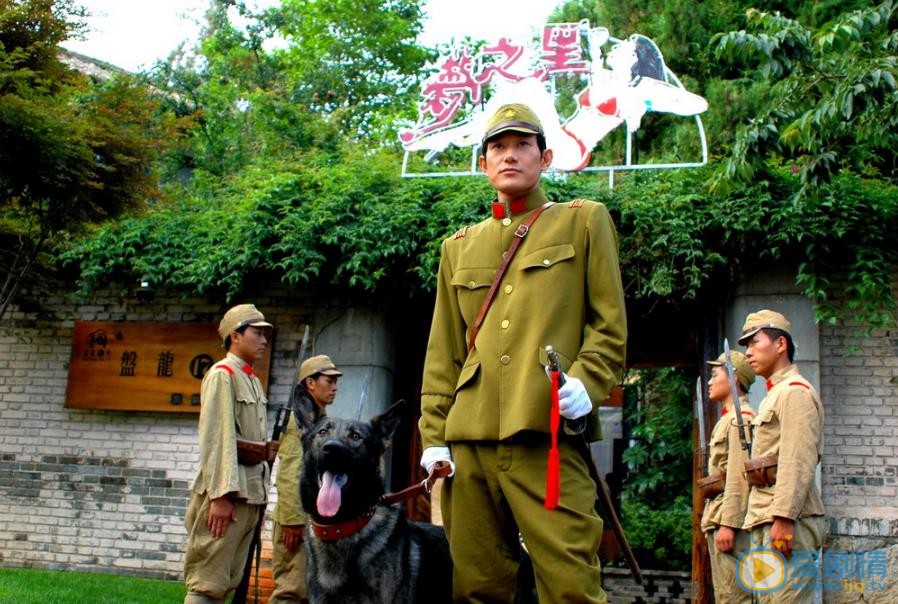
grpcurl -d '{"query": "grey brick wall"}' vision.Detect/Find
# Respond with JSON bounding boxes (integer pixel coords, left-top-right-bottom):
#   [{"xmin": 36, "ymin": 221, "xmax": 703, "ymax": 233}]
[
  {"xmin": 819, "ymin": 323, "xmax": 898, "ymax": 603},
  {"xmin": 0, "ymin": 289, "xmax": 394, "ymax": 580}
]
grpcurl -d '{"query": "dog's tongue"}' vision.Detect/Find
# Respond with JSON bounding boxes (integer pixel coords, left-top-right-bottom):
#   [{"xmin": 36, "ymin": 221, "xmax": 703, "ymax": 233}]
[{"xmin": 317, "ymin": 471, "xmax": 347, "ymax": 517}]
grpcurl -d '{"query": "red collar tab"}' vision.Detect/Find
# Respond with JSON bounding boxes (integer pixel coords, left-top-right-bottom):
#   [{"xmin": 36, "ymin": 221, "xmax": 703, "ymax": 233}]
[
  {"xmin": 491, "ymin": 197, "xmax": 528, "ymax": 219},
  {"xmin": 310, "ymin": 509, "xmax": 375, "ymax": 541},
  {"xmin": 722, "ymin": 405, "xmax": 752, "ymax": 416},
  {"xmin": 766, "ymin": 379, "xmax": 774, "ymax": 391},
  {"xmin": 241, "ymin": 364, "xmax": 255, "ymax": 377}
]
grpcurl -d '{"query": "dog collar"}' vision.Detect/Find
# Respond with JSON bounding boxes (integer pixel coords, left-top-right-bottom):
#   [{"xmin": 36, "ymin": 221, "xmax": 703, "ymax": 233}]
[{"xmin": 310, "ymin": 508, "xmax": 375, "ymax": 542}]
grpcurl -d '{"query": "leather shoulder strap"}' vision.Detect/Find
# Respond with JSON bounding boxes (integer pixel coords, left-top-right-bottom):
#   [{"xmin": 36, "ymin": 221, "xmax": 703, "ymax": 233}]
[{"xmin": 467, "ymin": 202, "xmax": 554, "ymax": 352}]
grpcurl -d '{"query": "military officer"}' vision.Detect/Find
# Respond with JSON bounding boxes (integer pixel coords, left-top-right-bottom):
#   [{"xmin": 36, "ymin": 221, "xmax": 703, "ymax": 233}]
[
  {"xmin": 270, "ymin": 355, "xmax": 342, "ymax": 604},
  {"xmin": 739, "ymin": 310, "xmax": 825, "ymax": 603},
  {"xmin": 419, "ymin": 103, "xmax": 627, "ymax": 602},
  {"xmin": 183, "ymin": 304, "xmax": 273, "ymax": 604},
  {"xmin": 700, "ymin": 350, "xmax": 755, "ymax": 603}
]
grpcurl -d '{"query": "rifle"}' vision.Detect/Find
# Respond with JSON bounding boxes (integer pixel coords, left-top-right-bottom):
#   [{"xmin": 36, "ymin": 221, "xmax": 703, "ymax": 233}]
[
  {"xmin": 545, "ymin": 345, "xmax": 642, "ymax": 584},
  {"xmin": 695, "ymin": 376, "xmax": 708, "ymax": 473},
  {"xmin": 723, "ymin": 338, "xmax": 750, "ymax": 453},
  {"xmin": 695, "ymin": 376, "xmax": 724, "ymax": 501},
  {"xmin": 233, "ymin": 324, "xmax": 310, "ymax": 604}
]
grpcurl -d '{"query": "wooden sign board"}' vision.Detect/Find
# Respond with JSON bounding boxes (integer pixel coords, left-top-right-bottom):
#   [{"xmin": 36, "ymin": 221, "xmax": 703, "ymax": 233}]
[{"xmin": 65, "ymin": 321, "xmax": 272, "ymax": 413}]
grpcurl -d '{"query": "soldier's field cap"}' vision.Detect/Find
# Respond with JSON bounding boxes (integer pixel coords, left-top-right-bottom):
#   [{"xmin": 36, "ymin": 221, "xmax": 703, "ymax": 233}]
[
  {"xmin": 737, "ymin": 309, "xmax": 792, "ymax": 345},
  {"xmin": 481, "ymin": 103, "xmax": 544, "ymax": 147},
  {"xmin": 218, "ymin": 304, "xmax": 273, "ymax": 344},
  {"xmin": 707, "ymin": 350, "xmax": 755, "ymax": 392},
  {"xmin": 298, "ymin": 354, "xmax": 343, "ymax": 382}
]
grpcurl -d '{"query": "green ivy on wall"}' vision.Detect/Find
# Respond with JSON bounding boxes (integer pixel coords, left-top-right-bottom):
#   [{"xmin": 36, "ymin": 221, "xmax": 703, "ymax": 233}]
[{"xmin": 63, "ymin": 153, "xmax": 898, "ymax": 331}]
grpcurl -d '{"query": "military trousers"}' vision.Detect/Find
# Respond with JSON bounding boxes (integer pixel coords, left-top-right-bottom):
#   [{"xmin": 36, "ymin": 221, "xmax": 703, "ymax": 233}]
[
  {"xmin": 706, "ymin": 527, "xmax": 752, "ymax": 603},
  {"xmin": 751, "ymin": 516, "xmax": 827, "ymax": 604},
  {"xmin": 442, "ymin": 436, "xmax": 606, "ymax": 604},
  {"xmin": 183, "ymin": 492, "xmax": 260, "ymax": 604},
  {"xmin": 269, "ymin": 521, "xmax": 310, "ymax": 603}
]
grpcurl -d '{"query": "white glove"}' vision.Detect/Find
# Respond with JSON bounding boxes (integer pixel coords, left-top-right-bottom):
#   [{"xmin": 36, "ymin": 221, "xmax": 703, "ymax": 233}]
[
  {"xmin": 557, "ymin": 375, "xmax": 592, "ymax": 420},
  {"xmin": 420, "ymin": 446, "xmax": 456, "ymax": 477}
]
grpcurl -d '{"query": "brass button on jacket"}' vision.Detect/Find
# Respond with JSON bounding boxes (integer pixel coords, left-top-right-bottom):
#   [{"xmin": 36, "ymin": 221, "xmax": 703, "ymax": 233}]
[{"xmin": 419, "ymin": 188, "xmax": 628, "ymax": 444}]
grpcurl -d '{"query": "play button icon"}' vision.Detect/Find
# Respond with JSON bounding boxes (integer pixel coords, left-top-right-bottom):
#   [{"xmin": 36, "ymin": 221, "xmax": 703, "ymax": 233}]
[
  {"xmin": 737, "ymin": 549, "xmax": 786, "ymax": 593},
  {"xmin": 753, "ymin": 557, "xmax": 776, "ymax": 583}
]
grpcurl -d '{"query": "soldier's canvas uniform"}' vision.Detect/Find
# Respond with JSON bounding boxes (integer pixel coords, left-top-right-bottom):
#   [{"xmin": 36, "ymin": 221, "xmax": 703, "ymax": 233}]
[
  {"xmin": 700, "ymin": 351, "xmax": 754, "ymax": 603},
  {"xmin": 183, "ymin": 306, "xmax": 271, "ymax": 604},
  {"xmin": 740, "ymin": 313, "xmax": 825, "ymax": 604},
  {"xmin": 701, "ymin": 407, "xmax": 754, "ymax": 599},
  {"xmin": 270, "ymin": 413, "xmax": 308, "ymax": 604},
  {"xmin": 420, "ymin": 105, "xmax": 627, "ymax": 603},
  {"xmin": 270, "ymin": 356, "xmax": 341, "ymax": 604}
]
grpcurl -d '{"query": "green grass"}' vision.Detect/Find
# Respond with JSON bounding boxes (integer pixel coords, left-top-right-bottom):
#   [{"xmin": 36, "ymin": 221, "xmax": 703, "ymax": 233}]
[{"xmin": 0, "ymin": 567, "xmax": 186, "ymax": 603}]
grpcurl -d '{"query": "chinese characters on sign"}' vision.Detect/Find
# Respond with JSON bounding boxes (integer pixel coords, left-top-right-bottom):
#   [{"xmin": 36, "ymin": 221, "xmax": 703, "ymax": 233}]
[
  {"xmin": 399, "ymin": 21, "xmax": 708, "ymax": 176},
  {"xmin": 120, "ymin": 351, "xmax": 137, "ymax": 376},
  {"xmin": 66, "ymin": 322, "xmax": 272, "ymax": 413}
]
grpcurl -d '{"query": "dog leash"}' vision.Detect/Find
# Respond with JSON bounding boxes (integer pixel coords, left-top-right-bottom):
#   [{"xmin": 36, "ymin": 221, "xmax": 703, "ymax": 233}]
[{"xmin": 380, "ymin": 461, "xmax": 452, "ymax": 506}]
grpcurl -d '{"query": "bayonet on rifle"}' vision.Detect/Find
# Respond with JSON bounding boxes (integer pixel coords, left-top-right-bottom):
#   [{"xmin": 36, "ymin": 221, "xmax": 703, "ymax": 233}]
[
  {"xmin": 695, "ymin": 376, "xmax": 708, "ymax": 475},
  {"xmin": 271, "ymin": 324, "xmax": 310, "ymax": 444},
  {"xmin": 723, "ymin": 338, "xmax": 750, "ymax": 453}
]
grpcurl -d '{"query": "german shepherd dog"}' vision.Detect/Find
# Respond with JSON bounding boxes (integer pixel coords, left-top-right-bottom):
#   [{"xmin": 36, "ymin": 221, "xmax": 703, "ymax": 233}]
[{"xmin": 294, "ymin": 397, "xmax": 452, "ymax": 603}]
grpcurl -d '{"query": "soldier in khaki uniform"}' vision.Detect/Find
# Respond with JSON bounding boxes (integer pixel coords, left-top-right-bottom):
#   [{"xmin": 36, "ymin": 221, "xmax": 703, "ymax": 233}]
[
  {"xmin": 183, "ymin": 304, "xmax": 273, "ymax": 603},
  {"xmin": 700, "ymin": 351, "xmax": 755, "ymax": 603},
  {"xmin": 739, "ymin": 310, "xmax": 825, "ymax": 603},
  {"xmin": 270, "ymin": 355, "xmax": 342, "ymax": 604},
  {"xmin": 419, "ymin": 103, "xmax": 627, "ymax": 603}
]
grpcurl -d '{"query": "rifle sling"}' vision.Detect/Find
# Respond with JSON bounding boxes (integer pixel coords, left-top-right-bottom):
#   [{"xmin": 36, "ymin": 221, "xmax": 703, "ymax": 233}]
[{"xmin": 467, "ymin": 202, "xmax": 554, "ymax": 352}]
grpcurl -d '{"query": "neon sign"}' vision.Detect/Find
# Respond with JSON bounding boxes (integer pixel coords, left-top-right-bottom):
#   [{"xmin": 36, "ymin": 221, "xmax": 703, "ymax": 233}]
[{"xmin": 400, "ymin": 21, "xmax": 708, "ymax": 180}]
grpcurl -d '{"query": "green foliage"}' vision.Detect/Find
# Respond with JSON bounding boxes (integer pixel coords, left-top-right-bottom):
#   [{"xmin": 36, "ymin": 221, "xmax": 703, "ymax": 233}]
[
  {"xmin": 621, "ymin": 368, "xmax": 693, "ymax": 499},
  {"xmin": 619, "ymin": 367, "xmax": 693, "ymax": 570},
  {"xmin": 622, "ymin": 495, "xmax": 693, "ymax": 571},
  {"xmin": 0, "ymin": 0, "xmax": 177, "ymax": 319},
  {"xmin": 65, "ymin": 159, "xmax": 898, "ymax": 330},
  {"xmin": 274, "ymin": 0, "xmax": 432, "ymax": 138},
  {"xmin": 148, "ymin": 0, "xmax": 431, "ymax": 177},
  {"xmin": 52, "ymin": 0, "xmax": 898, "ymax": 333},
  {"xmin": 713, "ymin": 1, "xmax": 898, "ymax": 192}
]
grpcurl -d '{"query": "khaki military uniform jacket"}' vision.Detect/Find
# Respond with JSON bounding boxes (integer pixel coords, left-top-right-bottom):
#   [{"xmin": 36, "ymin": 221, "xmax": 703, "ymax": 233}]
[
  {"xmin": 701, "ymin": 397, "xmax": 754, "ymax": 533},
  {"xmin": 272, "ymin": 405, "xmax": 308, "ymax": 526},
  {"xmin": 190, "ymin": 352, "xmax": 270, "ymax": 505},
  {"xmin": 419, "ymin": 188, "xmax": 627, "ymax": 446},
  {"xmin": 743, "ymin": 365, "xmax": 824, "ymax": 529}
]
